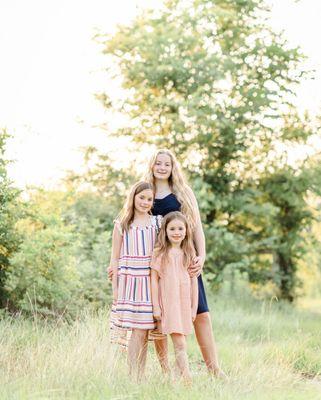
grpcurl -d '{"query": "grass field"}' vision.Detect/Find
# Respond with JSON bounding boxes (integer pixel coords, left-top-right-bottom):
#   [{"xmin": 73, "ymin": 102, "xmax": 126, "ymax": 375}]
[{"xmin": 1, "ymin": 287, "xmax": 321, "ymax": 399}]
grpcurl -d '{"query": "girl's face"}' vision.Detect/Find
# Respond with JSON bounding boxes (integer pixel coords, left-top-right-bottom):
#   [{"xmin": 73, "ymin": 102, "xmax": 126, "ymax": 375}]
[
  {"xmin": 166, "ymin": 218, "xmax": 186, "ymax": 246},
  {"xmin": 134, "ymin": 189, "xmax": 154, "ymax": 214},
  {"xmin": 153, "ymin": 154, "xmax": 172, "ymax": 181}
]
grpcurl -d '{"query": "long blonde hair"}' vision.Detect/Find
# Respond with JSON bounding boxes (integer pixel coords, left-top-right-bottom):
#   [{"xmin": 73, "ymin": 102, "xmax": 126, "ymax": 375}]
[
  {"xmin": 144, "ymin": 149, "xmax": 196, "ymax": 229},
  {"xmin": 118, "ymin": 181, "xmax": 153, "ymax": 231},
  {"xmin": 153, "ymin": 211, "xmax": 196, "ymax": 269}
]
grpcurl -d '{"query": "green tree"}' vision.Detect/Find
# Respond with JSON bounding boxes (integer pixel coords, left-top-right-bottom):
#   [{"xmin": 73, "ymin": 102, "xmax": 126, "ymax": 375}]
[
  {"xmin": 97, "ymin": 0, "xmax": 319, "ymax": 299},
  {"xmin": 259, "ymin": 155, "xmax": 321, "ymax": 301},
  {"xmin": 65, "ymin": 191, "xmax": 114, "ymax": 308},
  {"xmin": 5, "ymin": 189, "xmax": 80, "ymax": 316},
  {"xmin": 0, "ymin": 129, "xmax": 21, "ymax": 308}
]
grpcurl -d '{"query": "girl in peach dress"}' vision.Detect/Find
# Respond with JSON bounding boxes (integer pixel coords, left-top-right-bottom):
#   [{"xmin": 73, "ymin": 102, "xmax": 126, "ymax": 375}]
[{"xmin": 151, "ymin": 211, "xmax": 198, "ymax": 381}]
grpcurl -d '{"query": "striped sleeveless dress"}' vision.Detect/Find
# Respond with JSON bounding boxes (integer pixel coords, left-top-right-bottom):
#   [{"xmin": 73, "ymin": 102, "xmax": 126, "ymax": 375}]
[{"xmin": 110, "ymin": 216, "xmax": 160, "ymax": 345}]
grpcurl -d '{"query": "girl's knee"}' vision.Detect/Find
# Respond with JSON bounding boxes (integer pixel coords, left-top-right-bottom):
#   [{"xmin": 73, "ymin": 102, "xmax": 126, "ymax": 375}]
[
  {"xmin": 171, "ymin": 334, "xmax": 186, "ymax": 351},
  {"xmin": 132, "ymin": 329, "xmax": 148, "ymax": 340},
  {"xmin": 195, "ymin": 311, "xmax": 211, "ymax": 326}
]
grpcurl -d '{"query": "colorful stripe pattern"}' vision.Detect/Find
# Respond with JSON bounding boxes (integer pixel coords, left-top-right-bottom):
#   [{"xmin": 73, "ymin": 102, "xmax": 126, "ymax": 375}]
[{"xmin": 110, "ymin": 217, "xmax": 158, "ymax": 337}]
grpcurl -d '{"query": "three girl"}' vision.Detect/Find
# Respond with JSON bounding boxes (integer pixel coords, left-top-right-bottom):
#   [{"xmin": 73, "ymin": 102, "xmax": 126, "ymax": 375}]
[{"xmin": 109, "ymin": 148, "xmax": 224, "ymax": 380}]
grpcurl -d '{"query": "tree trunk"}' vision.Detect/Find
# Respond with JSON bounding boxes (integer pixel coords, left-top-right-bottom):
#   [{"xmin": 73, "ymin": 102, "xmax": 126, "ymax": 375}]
[{"xmin": 277, "ymin": 251, "xmax": 295, "ymax": 302}]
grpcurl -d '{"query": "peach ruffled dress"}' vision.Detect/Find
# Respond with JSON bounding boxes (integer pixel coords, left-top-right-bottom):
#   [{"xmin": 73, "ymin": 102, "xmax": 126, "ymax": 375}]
[{"xmin": 151, "ymin": 248, "xmax": 198, "ymax": 335}]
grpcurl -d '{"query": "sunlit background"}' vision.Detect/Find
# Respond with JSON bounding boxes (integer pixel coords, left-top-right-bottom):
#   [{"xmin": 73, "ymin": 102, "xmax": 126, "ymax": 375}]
[
  {"xmin": 1, "ymin": 0, "xmax": 321, "ymax": 188},
  {"xmin": 1, "ymin": 4, "xmax": 321, "ymax": 397}
]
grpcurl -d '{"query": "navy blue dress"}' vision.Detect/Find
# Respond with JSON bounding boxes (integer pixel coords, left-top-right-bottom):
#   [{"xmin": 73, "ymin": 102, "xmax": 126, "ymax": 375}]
[{"xmin": 152, "ymin": 193, "xmax": 209, "ymax": 314}]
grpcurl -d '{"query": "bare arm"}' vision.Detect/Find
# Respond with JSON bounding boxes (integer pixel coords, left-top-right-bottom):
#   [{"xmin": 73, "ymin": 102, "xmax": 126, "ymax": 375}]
[
  {"xmin": 151, "ymin": 269, "xmax": 161, "ymax": 320},
  {"xmin": 187, "ymin": 187, "xmax": 206, "ymax": 276},
  {"xmin": 191, "ymin": 276, "xmax": 198, "ymax": 320},
  {"xmin": 109, "ymin": 224, "xmax": 122, "ymax": 300}
]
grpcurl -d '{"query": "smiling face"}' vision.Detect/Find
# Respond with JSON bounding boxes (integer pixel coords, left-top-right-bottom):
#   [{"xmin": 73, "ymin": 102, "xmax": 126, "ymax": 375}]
[
  {"xmin": 153, "ymin": 153, "xmax": 172, "ymax": 181},
  {"xmin": 134, "ymin": 188, "xmax": 154, "ymax": 214},
  {"xmin": 166, "ymin": 218, "xmax": 186, "ymax": 246}
]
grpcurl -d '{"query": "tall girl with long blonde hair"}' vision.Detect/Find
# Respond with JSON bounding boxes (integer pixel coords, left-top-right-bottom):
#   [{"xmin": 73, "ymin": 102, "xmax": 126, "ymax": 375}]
[
  {"xmin": 145, "ymin": 148, "xmax": 225, "ymax": 377},
  {"xmin": 151, "ymin": 211, "xmax": 198, "ymax": 381},
  {"xmin": 109, "ymin": 181, "xmax": 160, "ymax": 380}
]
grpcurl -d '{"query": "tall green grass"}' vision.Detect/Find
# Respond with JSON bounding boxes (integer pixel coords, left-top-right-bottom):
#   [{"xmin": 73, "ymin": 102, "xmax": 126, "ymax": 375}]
[{"xmin": 1, "ymin": 288, "xmax": 320, "ymax": 399}]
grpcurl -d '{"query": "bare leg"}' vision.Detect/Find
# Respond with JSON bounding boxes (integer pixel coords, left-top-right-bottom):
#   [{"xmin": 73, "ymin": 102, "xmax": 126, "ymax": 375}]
[
  {"xmin": 128, "ymin": 329, "xmax": 148, "ymax": 380},
  {"xmin": 140, "ymin": 335, "xmax": 148, "ymax": 375},
  {"xmin": 170, "ymin": 333, "xmax": 191, "ymax": 382},
  {"xmin": 194, "ymin": 312, "xmax": 224, "ymax": 375},
  {"xmin": 154, "ymin": 337, "xmax": 170, "ymax": 374}
]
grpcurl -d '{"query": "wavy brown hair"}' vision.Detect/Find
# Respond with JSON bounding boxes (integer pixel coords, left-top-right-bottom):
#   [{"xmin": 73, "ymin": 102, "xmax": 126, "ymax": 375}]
[
  {"xmin": 118, "ymin": 181, "xmax": 154, "ymax": 231},
  {"xmin": 143, "ymin": 149, "xmax": 197, "ymax": 230},
  {"xmin": 153, "ymin": 211, "xmax": 196, "ymax": 269}
]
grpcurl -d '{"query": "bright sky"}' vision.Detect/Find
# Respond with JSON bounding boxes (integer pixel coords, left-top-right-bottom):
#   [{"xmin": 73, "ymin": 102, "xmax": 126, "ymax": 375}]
[{"xmin": 1, "ymin": 0, "xmax": 321, "ymax": 188}]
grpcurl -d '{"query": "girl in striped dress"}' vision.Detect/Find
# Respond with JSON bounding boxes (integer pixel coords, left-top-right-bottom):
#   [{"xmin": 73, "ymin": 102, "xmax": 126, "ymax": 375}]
[{"xmin": 109, "ymin": 181, "xmax": 161, "ymax": 379}]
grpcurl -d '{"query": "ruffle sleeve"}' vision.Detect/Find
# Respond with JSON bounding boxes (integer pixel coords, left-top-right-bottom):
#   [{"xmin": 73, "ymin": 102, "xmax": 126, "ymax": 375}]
[
  {"xmin": 113, "ymin": 220, "xmax": 123, "ymax": 236},
  {"xmin": 151, "ymin": 253, "xmax": 163, "ymax": 276}
]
